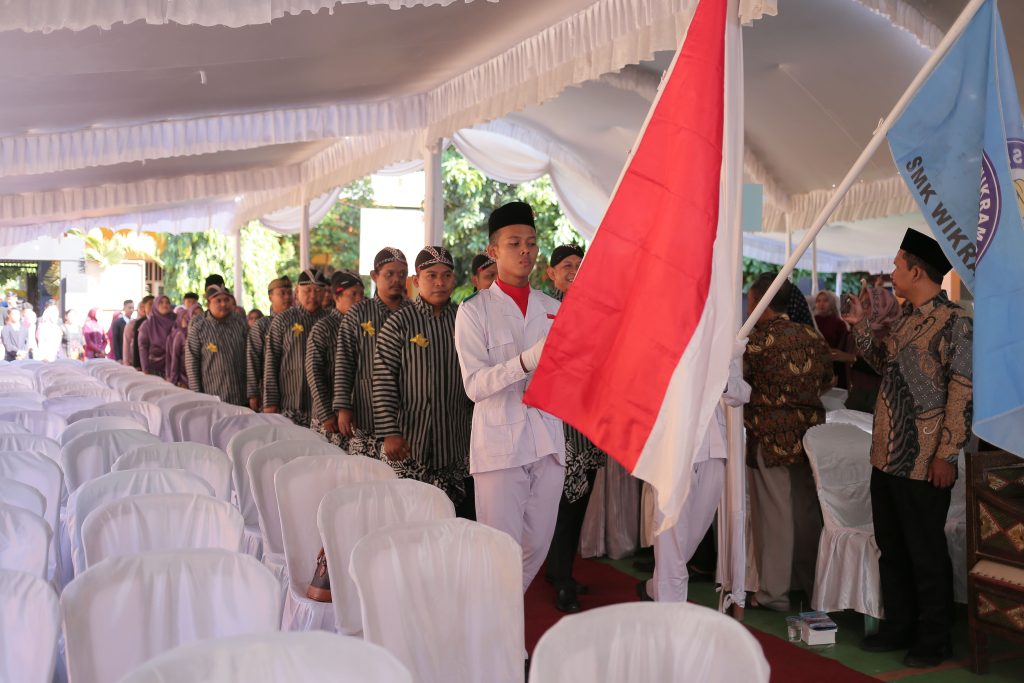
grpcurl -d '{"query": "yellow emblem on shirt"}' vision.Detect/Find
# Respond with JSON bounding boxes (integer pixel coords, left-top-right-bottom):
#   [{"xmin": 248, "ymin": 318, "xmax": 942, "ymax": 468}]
[
  {"xmin": 292, "ymin": 322, "xmax": 304, "ymax": 337},
  {"xmin": 410, "ymin": 334, "xmax": 429, "ymax": 348},
  {"xmin": 361, "ymin": 320, "xmax": 376, "ymax": 336},
  {"xmin": 206, "ymin": 342, "xmax": 218, "ymax": 354}
]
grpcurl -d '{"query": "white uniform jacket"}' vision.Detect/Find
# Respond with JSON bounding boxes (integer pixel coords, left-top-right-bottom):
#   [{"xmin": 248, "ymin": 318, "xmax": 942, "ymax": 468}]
[
  {"xmin": 454, "ymin": 285, "xmax": 565, "ymax": 474},
  {"xmin": 697, "ymin": 358, "xmax": 751, "ymax": 464}
]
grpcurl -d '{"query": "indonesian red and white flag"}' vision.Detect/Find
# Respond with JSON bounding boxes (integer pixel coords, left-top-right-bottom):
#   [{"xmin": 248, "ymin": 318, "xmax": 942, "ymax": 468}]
[{"xmin": 524, "ymin": 0, "xmax": 742, "ymax": 532}]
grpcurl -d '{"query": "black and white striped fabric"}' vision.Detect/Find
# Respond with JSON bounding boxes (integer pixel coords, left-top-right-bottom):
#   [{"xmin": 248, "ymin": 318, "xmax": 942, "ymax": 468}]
[
  {"xmin": 371, "ymin": 297, "xmax": 471, "ymax": 496},
  {"xmin": 262, "ymin": 306, "xmax": 327, "ymax": 416},
  {"xmin": 245, "ymin": 313, "xmax": 274, "ymax": 403},
  {"xmin": 184, "ymin": 312, "xmax": 248, "ymax": 406},
  {"xmin": 305, "ymin": 308, "xmax": 342, "ymax": 424},
  {"xmin": 332, "ymin": 296, "xmax": 411, "ymax": 434}
]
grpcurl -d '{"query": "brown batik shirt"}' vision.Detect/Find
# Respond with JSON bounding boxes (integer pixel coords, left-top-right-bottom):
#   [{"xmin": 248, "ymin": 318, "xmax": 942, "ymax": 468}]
[
  {"xmin": 852, "ymin": 291, "xmax": 973, "ymax": 480},
  {"xmin": 744, "ymin": 315, "xmax": 835, "ymax": 467}
]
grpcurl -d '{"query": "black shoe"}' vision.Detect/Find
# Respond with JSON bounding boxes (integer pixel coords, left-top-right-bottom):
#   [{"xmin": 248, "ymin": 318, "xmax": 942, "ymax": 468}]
[
  {"xmin": 555, "ymin": 587, "xmax": 581, "ymax": 613},
  {"xmin": 636, "ymin": 581, "xmax": 653, "ymax": 602},
  {"xmin": 859, "ymin": 633, "xmax": 911, "ymax": 653},
  {"xmin": 903, "ymin": 643, "xmax": 952, "ymax": 668},
  {"xmin": 544, "ymin": 575, "xmax": 589, "ymax": 595}
]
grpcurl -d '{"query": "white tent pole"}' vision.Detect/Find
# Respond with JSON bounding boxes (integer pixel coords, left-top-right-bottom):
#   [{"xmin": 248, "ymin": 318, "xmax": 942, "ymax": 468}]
[
  {"xmin": 423, "ymin": 140, "xmax": 445, "ymax": 246},
  {"xmin": 811, "ymin": 237, "xmax": 818, "ymax": 296},
  {"xmin": 785, "ymin": 226, "xmax": 792, "ymax": 260},
  {"xmin": 738, "ymin": 0, "xmax": 987, "ymax": 338},
  {"xmin": 299, "ymin": 200, "xmax": 311, "ymax": 269},
  {"xmin": 836, "ymin": 270, "xmax": 844, "ymax": 296},
  {"xmin": 233, "ymin": 228, "xmax": 244, "ymax": 309}
]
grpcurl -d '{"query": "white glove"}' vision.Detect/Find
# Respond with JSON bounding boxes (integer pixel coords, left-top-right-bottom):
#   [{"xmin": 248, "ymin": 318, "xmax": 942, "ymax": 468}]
[
  {"xmin": 731, "ymin": 337, "xmax": 748, "ymax": 360},
  {"xmin": 520, "ymin": 336, "xmax": 547, "ymax": 373}
]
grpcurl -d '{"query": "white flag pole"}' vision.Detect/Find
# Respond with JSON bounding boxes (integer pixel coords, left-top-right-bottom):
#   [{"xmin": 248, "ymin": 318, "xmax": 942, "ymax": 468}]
[{"xmin": 738, "ymin": 0, "xmax": 989, "ymax": 338}]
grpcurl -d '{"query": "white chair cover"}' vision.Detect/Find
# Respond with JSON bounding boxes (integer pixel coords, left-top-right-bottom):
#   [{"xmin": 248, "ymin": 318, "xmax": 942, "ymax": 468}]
[
  {"xmin": 43, "ymin": 382, "xmax": 103, "ymax": 399},
  {"xmin": 0, "ymin": 409, "xmax": 67, "ymax": 440},
  {"xmin": 211, "ymin": 412, "xmax": 291, "ymax": 451},
  {"xmin": 167, "ymin": 399, "xmax": 226, "ymax": 442},
  {"xmin": 119, "ymin": 631, "xmax": 413, "ymax": 683},
  {"xmin": 61, "ymin": 428, "xmax": 161, "ymax": 493},
  {"xmin": 277, "ymin": 454, "xmax": 396, "ymax": 632},
  {"xmin": 112, "ymin": 442, "xmax": 233, "ymax": 501},
  {"xmin": 71, "ymin": 400, "xmax": 162, "ymax": 436},
  {"xmin": 529, "ymin": 603, "xmax": 771, "ymax": 683},
  {"xmin": 0, "ymin": 502, "xmax": 50, "ymax": 577},
  {"xmin": 0, "ymin": 421, "xmax": 29, "ymax": 435},
  {"xmin": 826, "ymin": 408, "xmax": 874, "ymax": 433},
  {"xmin": 0, "ymin": 374, "xmax": 34, "ymax": 389},
  {"xmin": 137, "ymin": 385, "xmax": 187, "ymax": 403},
  {"xmin": 319, "ymin": 480, "xmax": 455, "ymax": 635},
  {"xmin": 59, "ymin": 414, "xmax": 148, "ymax": 446},
  {"xmin": 42, "ymin": 395, "xmax": 109, "ymax": 420},
  {"xmin": 81, "ymin": 493, "xmax": 244, "ymax": 569},
  {"xmin": 61, "ymin": 549, "xmax": 283, "ymax": 683},
  {"xmin": 349, "ymin": 518, "xmax": 523, "ymax": 683},
  {"xmin": 0, "ymin": 433, "xmax": 61, "ymax": 464},
  {"xmin": 803, "ymin": 423, "xmax": 882, "ymax": 617},
  {"xmin": 45, "ymin": 386, "xmax": 119, "ymax": 401},
  {"xmin": 0, "ymin": 393, "xmax": 45, "ymax": 410},
  {"xmin": 947, "ymin": 456, "xmax": 968, "ymax": 604},
  {"xmin": 0, "ymin": 569, "xmax": 59, "ymax": 683},
  {"xmin": 0, "ymin": 451, "xmax": 63, "ymax": 582},
  {"xmin": 0, "ymin": 476, "xmax": 46, "ymax": 518},
  {"xmin": 154, "ymin": 393, "xmax": 219, "ymax": 441},
  {"xmin": 179, "ymin": 402, "xmax": 252, "ymax": 446},
  {"xmin": 820, "ymin": 387, "xmax": 850, "ymax": 412},
  {"xmin": 117, "ymin": 377, "xmax": 165, "ymax": 400},
  {"xmin": 67, "ymin": 469, "xmax": 213, "ymax": 575},
  {"xmin": 124, "ymin": 379, "xmax": 174, "ymax": 402}
]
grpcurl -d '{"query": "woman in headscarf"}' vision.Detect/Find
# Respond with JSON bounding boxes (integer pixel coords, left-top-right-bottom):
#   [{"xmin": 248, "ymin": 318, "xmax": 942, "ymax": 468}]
[
  {"xmin": 138, "ymin": 295, "xmax": 176, "ymax": 376},
  {"xmin": 60, "ymin": 309, "xmax": 85, "ymax": 361},
  {"xmin": 166, "ymin": 302, "xmax": 200, "ymax": 387},
  {"xmin": 35, "ymin": 302, "xmax": 63, "ymax": 362},
  {"xmin": 813, "ymin": 290, "xmax": 850, "ymax": 388},
  {"xmin": 81, "ymin": 308, "xmax": 107, "ymax": 359}
]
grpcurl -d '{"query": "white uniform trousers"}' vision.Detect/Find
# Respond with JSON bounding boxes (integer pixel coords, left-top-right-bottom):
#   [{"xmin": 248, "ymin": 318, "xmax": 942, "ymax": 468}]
[
  {"xmin": 473, "ymin": 454, "xmax": 565, "ymax": 592},
  {"xmin": 647, "ymin": 458, "xmax": 725, "ymax": 602}
]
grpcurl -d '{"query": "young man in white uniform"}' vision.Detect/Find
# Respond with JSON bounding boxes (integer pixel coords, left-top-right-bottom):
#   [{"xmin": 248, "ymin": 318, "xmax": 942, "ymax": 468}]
[{"xmin": 454, "ymin": 201, "xmax": 565, "ymax": 593}]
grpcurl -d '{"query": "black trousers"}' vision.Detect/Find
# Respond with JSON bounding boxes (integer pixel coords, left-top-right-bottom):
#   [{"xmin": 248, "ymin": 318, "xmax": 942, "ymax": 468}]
[
  {"xmin": 544, "ymin": 469, "xmax": 598, "ymax": 590},
  {"xmin": 870, "ymin": 467, "xmax": 953, "ymax": 651}
]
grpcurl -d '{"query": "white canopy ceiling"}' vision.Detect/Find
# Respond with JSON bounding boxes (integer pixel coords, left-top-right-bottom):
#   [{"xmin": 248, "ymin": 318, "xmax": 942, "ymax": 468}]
[{"xmin": 0, "ymin": 0, "xmax": 1019, "ymax": 250}]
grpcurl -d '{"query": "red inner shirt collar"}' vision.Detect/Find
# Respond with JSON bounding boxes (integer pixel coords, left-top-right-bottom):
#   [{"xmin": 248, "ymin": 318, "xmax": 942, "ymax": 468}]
[{"xmin": 495, "ymin": 278, "xmax": 530, "ymax": 317}]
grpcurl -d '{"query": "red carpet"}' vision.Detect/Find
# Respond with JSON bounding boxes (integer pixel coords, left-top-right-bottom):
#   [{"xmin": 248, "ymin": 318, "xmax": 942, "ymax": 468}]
[{"xmin": 525, "ymin": 558, "xmax": 876, "ymax": 683}]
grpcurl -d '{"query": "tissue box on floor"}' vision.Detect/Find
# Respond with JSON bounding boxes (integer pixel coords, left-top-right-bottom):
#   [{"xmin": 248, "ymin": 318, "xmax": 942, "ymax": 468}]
[{"xmin": 799, "ymin": 610, "xmax": 837, "ymax": 646}]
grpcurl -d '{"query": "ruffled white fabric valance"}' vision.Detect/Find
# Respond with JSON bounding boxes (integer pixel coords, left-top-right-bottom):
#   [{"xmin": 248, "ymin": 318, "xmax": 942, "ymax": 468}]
[
  {"xmin": 258, "ymin": 188, "xmax": 342, "ymax": 233},
  {"xmin": 0, "ymin": 0, "xmax": 490, "ymax": 33},
  {"xmin": 853, "ymin": 0, "xmax": 942, "ymax": 49},
  {"xmin": 762, "ymin": 176, "xmax": 917, "ymax": 233}
]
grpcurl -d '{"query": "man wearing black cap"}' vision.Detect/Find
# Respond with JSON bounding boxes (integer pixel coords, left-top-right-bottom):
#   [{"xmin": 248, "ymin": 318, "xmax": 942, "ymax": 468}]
[
  {"xmin": 306, "ymin": 270, "xmax": 365, "ymax": 445},
  {"xmin": 246, "ymin": 275, "xmax": 293, "ymax": 412},
  {"xmin": 263, "ymin": 268, "xmax": 328, "ymax": 426},
  {"xmin": 185, "ymin": 285, "xmax": 248, "ymax": 405},
  {"xmin": 469, "ymin": 253, "xmax": 497, "ymax": 292},
  {"xmin": 844, "ymin": 229, "xmax": 972, "ymax": 668},
  {"xmin": 373, "ymin": 246, "xmax": 473, "ymax": 506},
  {"xmin": 540, "ymin": 243, "xmax": 605, "ymax": 611},
  {"xmin": 454, "ymin": 201, "xmax": 565, "ymax": 593},
  {"xmin": 332, "ymin": 247, "xmax": 411, "ymax": 458}
]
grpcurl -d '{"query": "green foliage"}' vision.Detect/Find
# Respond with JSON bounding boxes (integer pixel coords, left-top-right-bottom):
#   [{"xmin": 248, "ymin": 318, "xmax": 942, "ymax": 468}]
[
  {"xmin": 743, "ymin": 257, "xmax": 871, "ymax": 294},
  {"xmin": 442, "ymin": 147, "xmax": 581, "ymax": 301},
  {"xmin": 241, "ymin": 222, "xmax": 297, "ymax": 312}
]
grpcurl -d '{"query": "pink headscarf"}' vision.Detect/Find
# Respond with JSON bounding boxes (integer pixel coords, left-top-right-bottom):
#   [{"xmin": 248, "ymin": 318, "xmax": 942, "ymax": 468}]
[{"xmin": 866, "ymin": 286, "xmax": 901, "ymax": 333}]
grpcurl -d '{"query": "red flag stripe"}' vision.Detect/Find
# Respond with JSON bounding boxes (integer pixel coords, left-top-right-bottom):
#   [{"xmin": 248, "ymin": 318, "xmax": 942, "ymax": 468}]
[{"xmin": 523, "ymin": 0, "xmax": 726, "ymax": 470}]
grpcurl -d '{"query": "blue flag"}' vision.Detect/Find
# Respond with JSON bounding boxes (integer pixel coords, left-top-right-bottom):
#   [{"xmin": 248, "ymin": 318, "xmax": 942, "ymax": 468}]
[{"xmin": 889, "ymin": 0, "xmax": 1024, "ymax": 455}]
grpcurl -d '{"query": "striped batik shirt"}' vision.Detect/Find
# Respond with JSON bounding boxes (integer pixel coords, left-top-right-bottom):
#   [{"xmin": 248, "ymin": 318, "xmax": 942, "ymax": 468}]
[
  {"xmin": 246, "ymin": 313, "xmax": 274, "ymax": 402},
  {"xmin": 263, "ymin": 305, "xmax": 327, "ymax": 414},
  {"xmin": 332, "ymin": 296, "xmax": 411, "ymax": 432},
  {"xmin": 372, "ymin": 297, "xmax": 472, "ymax": 470},
  {"xmin": 185, "ymin": 312, "xmax": 248, "ymax": 406},
  {"xmin": 305, "ymin": 308, "xmax": 343, "ymax": 424}
]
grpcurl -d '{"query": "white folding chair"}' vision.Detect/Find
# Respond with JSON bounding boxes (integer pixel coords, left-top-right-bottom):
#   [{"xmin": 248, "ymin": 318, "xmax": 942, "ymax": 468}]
[
  {"xmin": 803, "ymin": 423, "xmax": 882, "ymax": 618},
  {"xmin": 81, "ymin": 493, "xmax": 244, "ymax": 569},
  {"xmin": 0, "ymin": 502, "xmax": 51, "ymax": 577},
  {"xmin": 69, "ymin": 400, "xmax": 162, "ymax": 436},
  {"xmin": 179, "ymin": 402, "xmax": 251, "ymax": 445},
  {"xmin": 125, "ymin": 379, "xmax": 174, "ymax": 402},
  {"xmin": 248, "ymin": 441, "xmax": 348, "ymax": 582},
  {"xmin": 154, "ymin": 393, "xmax": 219, "ymax": 441},
  {"xmin": 0, "ymin": 393, "xmax": 45, "ymax": 411},
  {"xmin": 0, "ymin": 409, "xmax": 67, "ymax": 440},
  {"xmin": 349, "ymin": 518, "xmax": 523, "ymax": 683},
  {"xmin": 0, "ymin": 569, "xmax": 60, "ymax": 683},
  {"xmin": 67, "ymin": 469, "xmax": 213, "ymax": 575},
  {"xmin": 826, "ymin": 408, "xmax": 874, "ymax": 433},
  {"xmin": 167, "ymin": 398, "xmax": 225, "ymax": 442},
  {"xmin": 60, "ymin": 414, "xmax": 148, "ymax": 446},
  {"xmin": 113, "ymin": 442, "xmax": 233, "ymax": 501},
  {"xmin": 43, "ymin": 395, "xmax": 109, "ymax": 420},
  {"xmin": 61, "ymin": 549, "xmax": 283, "ymax": 683},
  {"xmin": 226, "ymin": 424, "xmax": 325, "ymax": 557},
  {"xmin": 0, "ymin": 451, "xmax": 64, "ymax": 583},
  {"xmin": 0, "ymin": 433, "xmax": 61, "ymax": 464},
  {"xmin": 0, "ymin": 374, "xmax": 34, "ymax": 390},
  {"xmin": 61, "ymin": 428, "xmax": 162, "ymax": 493},
  {"xmin": 319, "ymin": 480, "xmax": 455, "ymax": 635},
  {"xmin": 276, "ymin": 454, "xmax": 396, "ymax": 631},
  {"xmin": 117, "ymin": 376, "xmax": 165, "ymax": 401},
  {"xmin": 820, "ymin": 387, "xmax": 849, "ymax": 412},
  {"xmin": 0, "ymin": 421, "xmax": 29, "ymax": 435},
  {"xmin": 0, "ymin": 476, "xmax": 46, "ymax": 518},
  {"xmin": 947, "ymin": 456, "xmax": 968, "ymax": 604},
  {"xmin": 43, "ymin": 382, "xmax": 105, "ymax": 399},
  {"xmin": 530, "ymin": 603, "xmax": 771, "ymax": 683},
  {"xmin": 137, "ymin": 384, "xmax": 187, "ymax": 403},
  {"xmin": 211, "ymin": 412, "xmax": 291, "ymax": 451},
  {"xmin": 119, "ymin": 632, "xmax": 412, "ymax": 683}
]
